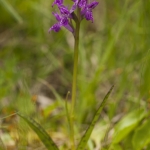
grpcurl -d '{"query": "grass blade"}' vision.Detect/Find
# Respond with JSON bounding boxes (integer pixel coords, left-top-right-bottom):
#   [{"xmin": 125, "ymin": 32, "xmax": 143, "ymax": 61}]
[
  {"xmin": 65, "ymin": 91, "xmax": 71, "ymax": 128},
  {"xmin": 0, "ymin": 0, "xmax": 23, "ymax": 23},
  {"xmin": 17, "ymin": 112, "xmax": 59, "ymax": 150},
  {"xmin": 77, "ymin": 85, "xmax": 114, "ymax": 150}
]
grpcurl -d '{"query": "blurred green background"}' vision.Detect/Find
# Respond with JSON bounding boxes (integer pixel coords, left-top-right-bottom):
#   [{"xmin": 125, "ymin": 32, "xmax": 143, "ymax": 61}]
[{"xmin": 0, "ymin": 0, "xmax": 150, "ymax": 149}]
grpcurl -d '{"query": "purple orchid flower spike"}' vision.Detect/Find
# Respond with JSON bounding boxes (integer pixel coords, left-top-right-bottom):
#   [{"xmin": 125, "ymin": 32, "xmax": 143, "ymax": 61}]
[
  {"xmin": 49, "ymin": 0, "xmax": 98, "ymax": 34},
  {"xmin": 48, "ymin": 12, "xmax": 74, "ymax": 33}
]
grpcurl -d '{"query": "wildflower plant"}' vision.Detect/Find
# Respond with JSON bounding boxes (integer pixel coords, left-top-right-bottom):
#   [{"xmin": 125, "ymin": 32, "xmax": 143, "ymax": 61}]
[{"xmin": 18, "ymin": 0, "xmax": 114, "ymax": 150}]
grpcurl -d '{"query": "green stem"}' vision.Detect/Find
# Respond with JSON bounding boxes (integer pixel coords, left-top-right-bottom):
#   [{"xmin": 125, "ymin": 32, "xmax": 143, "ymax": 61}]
[
  {"xmin": 70, "ymin": 15, "xmax": 80, "ymax": 150},
  {"xmin": 71, "ymin": 23, "xmax": 80, "ymax": 115}
]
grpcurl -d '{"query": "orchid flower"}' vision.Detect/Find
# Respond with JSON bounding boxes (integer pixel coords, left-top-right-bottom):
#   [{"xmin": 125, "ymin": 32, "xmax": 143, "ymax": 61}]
[{"xmin": 49, "ymin": 0, "xmax": 99, "ymax": 33}]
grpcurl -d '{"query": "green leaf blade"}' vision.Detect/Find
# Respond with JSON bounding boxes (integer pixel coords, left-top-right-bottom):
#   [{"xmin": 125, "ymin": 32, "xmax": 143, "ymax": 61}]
[
  {"xmin": 112, "ymin": 109, "xmax": 146, "ymax": 144},
  {"xmin": 132, "ymin": 119, "xmax": 150, "ymax": 150},
  {"xmin": 17, "ymin": 112, "xmax": 59, "ymax": 150},
  {"xmin": 77, "ymin": 85, "xmax": 114, "ymax": 150}
]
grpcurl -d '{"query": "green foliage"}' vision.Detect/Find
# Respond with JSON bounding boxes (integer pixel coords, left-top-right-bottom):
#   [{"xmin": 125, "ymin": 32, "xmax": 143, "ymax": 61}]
[
  {"xmin": 0, "ymin": 138, "xmax": 5, "ymax": 150},
  {"xmin": 17, "ymin": 112, "xmax": 59, "ymax": 150},
  {"xmin": 112, "ymin": 109, "xmax": 146, "ymax": 144},
  {"xmin": 0, "ymin": 0, "xmax": 23, "ymax": 23},
  {"xmin": 132, "ymin": 119, "xmax": 150, "ymax": 150},
  {"xmin": 0, "ymin": 57, "xmax": 20, "ymax": 99},
  {"xmin": 108, "ymin": 109, "xmax": 150, "ymax": 150},
  {"xmin": 109, "ymin": 144, "xmax": 123, "ymax": 150}
]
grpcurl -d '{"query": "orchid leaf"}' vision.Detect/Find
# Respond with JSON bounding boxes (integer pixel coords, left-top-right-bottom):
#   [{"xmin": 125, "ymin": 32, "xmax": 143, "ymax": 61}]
[
  {"xmin": 77, "ymin": 85, "xmax": 114, "ymax": 150},
  {"xmin": 17, "ymin": 112, "xmax": 59, "ymax": 150}
]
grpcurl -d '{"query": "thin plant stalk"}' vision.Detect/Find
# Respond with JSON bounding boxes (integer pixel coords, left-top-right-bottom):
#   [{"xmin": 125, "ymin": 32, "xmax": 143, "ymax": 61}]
[
  {"xmin": 71, "ymin": 21, "xmax": 80, "ymax": 114},
  {"xmin": 70, "ymin": 12, "xmax": 80, "ymax": 150}
]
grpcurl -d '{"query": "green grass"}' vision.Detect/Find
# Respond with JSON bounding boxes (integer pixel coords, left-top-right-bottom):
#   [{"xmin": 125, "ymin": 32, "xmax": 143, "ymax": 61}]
[{"xmin": 0, "ymin": 0, "xmax": 150, "ymax": 149}]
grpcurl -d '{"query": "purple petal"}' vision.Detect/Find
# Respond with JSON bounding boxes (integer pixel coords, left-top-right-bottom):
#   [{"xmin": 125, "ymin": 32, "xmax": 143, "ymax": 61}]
[
  {"xmin": 59, "ymin": 5, "xmax": 70, "ymax": 16},
  {"xmin": 81, "ymin": 7, "xmax": 87, "ymax": 15},
  {"xmin": 87, "ymin": 1, "xmax": 99, "ymax": 10},
  {"xmin": 70, "ymin": 0, "xmax": 80, "ymax": 13},
  {"xmin": 84, "ymin": 10, "xmax": 93, "ymax": 22},
  {"xmin": 52, "ymin": 12, "xmax": 62, "ymax": 21},
  {"xmin": 70, "ymin": 2, "xmax": 77, "ymax": 13},
  {"xmin": 64, "ymin": 24, "xmax": 74, "ymax": 32},
  {"xmin": 49, "ymin": 23, "xmax": 61, "ymax": 32},
  {"xmin": 78, "ymin": 0, "xmax": 87, "ymax": 8},
  {"xmin": 60, "ymin": 17, "xmax": 69, "ymax": 26},
  {"xmin": 52, "ymin": 0, "xmax": 63, "ymax": 6}
]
